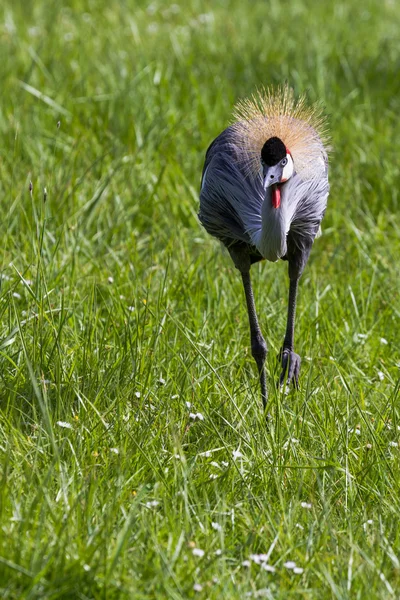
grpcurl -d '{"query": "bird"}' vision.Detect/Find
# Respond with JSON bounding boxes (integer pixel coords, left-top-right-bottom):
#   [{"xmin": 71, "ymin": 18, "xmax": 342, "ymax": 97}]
[{"xmin": 198, "ymin": 84, "xmax": 330, "ymax": 411}]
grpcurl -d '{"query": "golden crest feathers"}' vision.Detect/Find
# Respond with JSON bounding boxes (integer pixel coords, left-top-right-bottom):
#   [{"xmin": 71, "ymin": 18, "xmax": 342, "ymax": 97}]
[{"xmin": 231, "ymin": 84, "xmax": 330, "ymax": 180}]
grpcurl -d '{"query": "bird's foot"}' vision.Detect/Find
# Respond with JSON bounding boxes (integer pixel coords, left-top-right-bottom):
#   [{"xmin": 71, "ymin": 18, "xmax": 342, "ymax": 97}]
[{"xmin": 279, "ymin": 348, "xmax": 301, "ymax": 388}]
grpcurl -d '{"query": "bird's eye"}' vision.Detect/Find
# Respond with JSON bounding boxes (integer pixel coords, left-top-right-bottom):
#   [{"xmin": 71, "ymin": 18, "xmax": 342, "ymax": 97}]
[{"xmin": 281, "ymin": 157, "xmax": 288, "ymax": 166}]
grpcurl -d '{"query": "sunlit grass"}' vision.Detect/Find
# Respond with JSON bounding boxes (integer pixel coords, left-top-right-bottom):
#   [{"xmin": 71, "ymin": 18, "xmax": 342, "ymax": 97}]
[{"xmin": 1, "ymin": 0, "xmax": 400, "ymax": 598}]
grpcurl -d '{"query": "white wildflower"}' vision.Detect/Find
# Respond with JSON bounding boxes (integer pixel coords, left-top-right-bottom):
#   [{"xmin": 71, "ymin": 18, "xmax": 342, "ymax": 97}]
[
  {"xmin": 261, "ymin": 563, "xmax": 276, "ymax": 572},
  {"xmin": 56, "ymin": 421, "xmax": 73, "ymax": 429},
  {"xmin": 209, "ymin": 474, "xmax": 218, "ymax": 480},
  {"xmin": 108, "ymin": 276, "xmax": 114, "ymax": 284},
  {"xmin": 211, "ymin": 522, "xmax": 222, "ymax": 531},
  {"xmin": 189, "ymin": 412, "xmax": 204, "ymax": 421},
  {"xmin": 293, "ymin": 567, "xmax": 304, "ymax": 574},
  {"xmin": 232, "ymin": 450, "xmax": 243, "ymax": 460},
  {"xmin": 158, "ymin": 377, "xmax": 166, "ymax": 385},
  {"xmin": 389, "ymin": 441, "xmax": 398, "ymax": 448},
  {"xmin": 145, "ymin": 500, "xmax": 159, "ymax": 508},
  {"xmin": 242, "ymin": 560, "xmax": 251, "ymax": 567},
  {"xmin": 135, "ymin": 391, "xmax": 141, "ymax": 399},
  {"xmin": 380, "ymin": 337, "xmax": 388, "ymax": 345},
  {"xmin": 250, "ymin": 554, "xmax": 269, "ymax": 564},
  {"xmin": 301, "ymin": 502, "xmax": 312, "ymax": 509},
  {"xmin": 110, "ymin": 448, "xmax": 119, "ymax": 454},
  {"xmin": 185, "ymin": 401, "xmax": 191, "ymax": 409},
  {"xmin": 193, "ymin": 583, "xmax": 203, "ymax": 592},
  {"xmin": 215, "ymin": 549, "xmax": 222, "ymax": 556},
  {"xmin": 192, "ymin": 548, "xmax": 205, "ymax": 558},
  {"xmin": 260, "ymin": 563, "xmax": 276, "ymax": 573},
  {"xmin": 12, "ymin": 292, "xmax": 21, "ymax": 299},
  {"xmin": 377, "ymin": 371, "xmax": 385, "ymax": 381},
  {"xmin": 127, "ymin": 306, "xmax": 135, "ymax": 312},
  {"xmin": 295, "ymin": 523, "xmax": 304, "ymax": 529},
  {"xmin": 283, "ymin": 561, "xmax": 297, "ymax": 569}
]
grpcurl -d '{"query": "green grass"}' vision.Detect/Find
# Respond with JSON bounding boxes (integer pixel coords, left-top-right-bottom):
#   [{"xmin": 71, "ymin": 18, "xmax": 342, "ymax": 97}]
[{"xmin": 1, "ymin": 0, "xmax": 400, "ymax": 597}]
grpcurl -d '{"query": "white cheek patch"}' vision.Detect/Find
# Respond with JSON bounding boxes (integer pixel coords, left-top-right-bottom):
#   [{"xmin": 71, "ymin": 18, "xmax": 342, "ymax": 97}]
[{"xmin": 281, "ymin": 154, "xmax": 294, "ymax": 182}]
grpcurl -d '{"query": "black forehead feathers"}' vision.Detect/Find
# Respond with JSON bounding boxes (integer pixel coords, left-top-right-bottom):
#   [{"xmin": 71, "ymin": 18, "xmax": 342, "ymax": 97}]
[{"xmin": 261, "ymin": 136, "xmax": 286, "ymax": 166}]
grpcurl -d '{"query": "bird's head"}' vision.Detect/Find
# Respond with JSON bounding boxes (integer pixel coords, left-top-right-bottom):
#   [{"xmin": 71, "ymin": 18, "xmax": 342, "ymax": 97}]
[{"xmin": 261, "ymin": 136, "xmax": 294, "ymax": 208}]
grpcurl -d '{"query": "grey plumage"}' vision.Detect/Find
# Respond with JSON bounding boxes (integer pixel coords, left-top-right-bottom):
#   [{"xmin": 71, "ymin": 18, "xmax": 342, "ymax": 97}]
[{"xmin": 199, "ymin": 127, "xmax": 329, "ymax": 264}]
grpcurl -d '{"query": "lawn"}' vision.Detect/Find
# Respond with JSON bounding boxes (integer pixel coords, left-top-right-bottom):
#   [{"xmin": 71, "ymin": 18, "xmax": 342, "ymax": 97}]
[{"xmin": 1, "ymin": 0, "xmax": 400, "ymax": 598}]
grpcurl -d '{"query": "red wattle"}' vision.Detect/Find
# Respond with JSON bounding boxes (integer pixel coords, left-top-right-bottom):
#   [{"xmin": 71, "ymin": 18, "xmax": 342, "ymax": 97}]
[{"xmin": 272, "ymin": 185, "xmax": 281, "ymax": 209}]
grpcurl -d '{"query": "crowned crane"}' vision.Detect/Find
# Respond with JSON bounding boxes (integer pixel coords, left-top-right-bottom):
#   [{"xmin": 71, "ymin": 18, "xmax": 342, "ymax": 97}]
[{"xmin": 199, "ymin": 85, "xmax": 329, "ymax": 411}]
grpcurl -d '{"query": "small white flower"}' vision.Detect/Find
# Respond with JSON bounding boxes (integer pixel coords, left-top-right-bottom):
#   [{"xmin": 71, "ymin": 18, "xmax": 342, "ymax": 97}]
[
  {"xmin": 215, "ymin": 549, "xmax": 222, "ymax": 556},
  {"xmin": 108, "ymin": 276, "xmax": 114, "ymax": 284},
  {"xmin": 366, "ymin": 519, "xmax": 373, "ymax": 525},
  {"xmin": 293, "ymin": 567, "xmax": 304, "ymax": 574},
  {"xmin": 127, "ymin": 306, "xmax": 135, "ymax": 312},
  {"xmin": 145, "ymin": 500, "xmax": 159, "ymax": 508},
  {"xmin": 377, "ymin": 371, "xmax": 385, "ymax": 381},
  {"xmin": 110, "ymin": 448, "xmax": 119, "ymax": 454},
  {"xmin": 242, "ymin": 560, "xmax": 251, "ymax": 567},
  {"xmin": 389, "ymin": 441, "xmax": 398, "ymax": 448},
  {"xmin": 232, "ymin": 450, "xmax": 243, "ymax": 460},
  {"xmin": 211, "ymin": 522, "xmax": 222, "ymax": 531},
  {"xmin": 189, "ymin": 412, "xmax": 204, "ymax": 421},
  {"xmin": 192, "ymin": 548, "xmax": 205, "ymax": 558},
  {"xmin": 83, "ymin": 564, "xmax": 90, "ymax": 571},
  {"xmin": 301, "ymin": 502, "xmax": 312, "ymax": 509},
  {"xmin": 209, "ymin": 474, "xmax": 218, "ymax": 480},
  {"xmin": 250, "ymin": 554, "xmax": 269, "ymax": 564},
  {"xmin": 56, "ymin": 421, "xmax": 73, "ymax": 429},
  {"xmin": 261, "ymin": 563, "xmax": 276, "ymax": 572},
  {"xmin": 12, "ymin": 292, "xmax": 21, "ymax": 299},
  {"xmin": 119, "ymin": 294, "xmax": 125, "ymax": 300},
  {"xmin": 211, "ymin": 461, "xmax": 219, "ymax": 468},
  {"xmin": 193, "ymin": 583, "xmax": 203, "ymax": 592},
  {"xmin": 135, "ymin": 391, "xmax": 141, "ymax": 399},
  {"xmin": 380, "ymin": 337, "xmax": 388, "ymax": 345},
  {"xmin": 158, "ymin": 377, "xmax": 166, "ymax": 385},
  {"xmin": 221, "ymin": 461, "xmax": 229, "ymax": 467},
  {"xmin": 295, "ymin": 523, "xmax": 304, "ymax": 529},
  {"xmin": 185, "ymin": 401, "xmax": 191, "ymax": 409},
  {"xmin": 283, "ymin": 561, "xmax": 297, "ymax": 569}
]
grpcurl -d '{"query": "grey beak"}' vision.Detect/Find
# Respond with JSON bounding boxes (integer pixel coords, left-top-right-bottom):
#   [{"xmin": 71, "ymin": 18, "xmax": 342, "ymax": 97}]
[{"xmin": 263, "ymin": 164, "xmax": 282, "ymax": 190}]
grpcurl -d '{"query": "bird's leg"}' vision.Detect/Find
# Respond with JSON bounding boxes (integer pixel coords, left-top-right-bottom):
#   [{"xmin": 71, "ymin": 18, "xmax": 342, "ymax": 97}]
[
  {"xmin": 228, "ymin": 247, "xmax": 268, "ymax": 410},
  {"xmin": 279, "ymin": 277, "xmax": 301, "ymax": 387},
  {"xmin": 241, "ymin": 270, "xmax": 268, "ymax": 409}
]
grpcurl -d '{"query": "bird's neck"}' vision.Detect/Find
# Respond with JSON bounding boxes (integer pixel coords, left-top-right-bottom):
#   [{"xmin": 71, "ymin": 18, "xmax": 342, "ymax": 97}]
[{"xmin": 257, "ymin": 185, "xmax": 290, "ymax": 262}]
